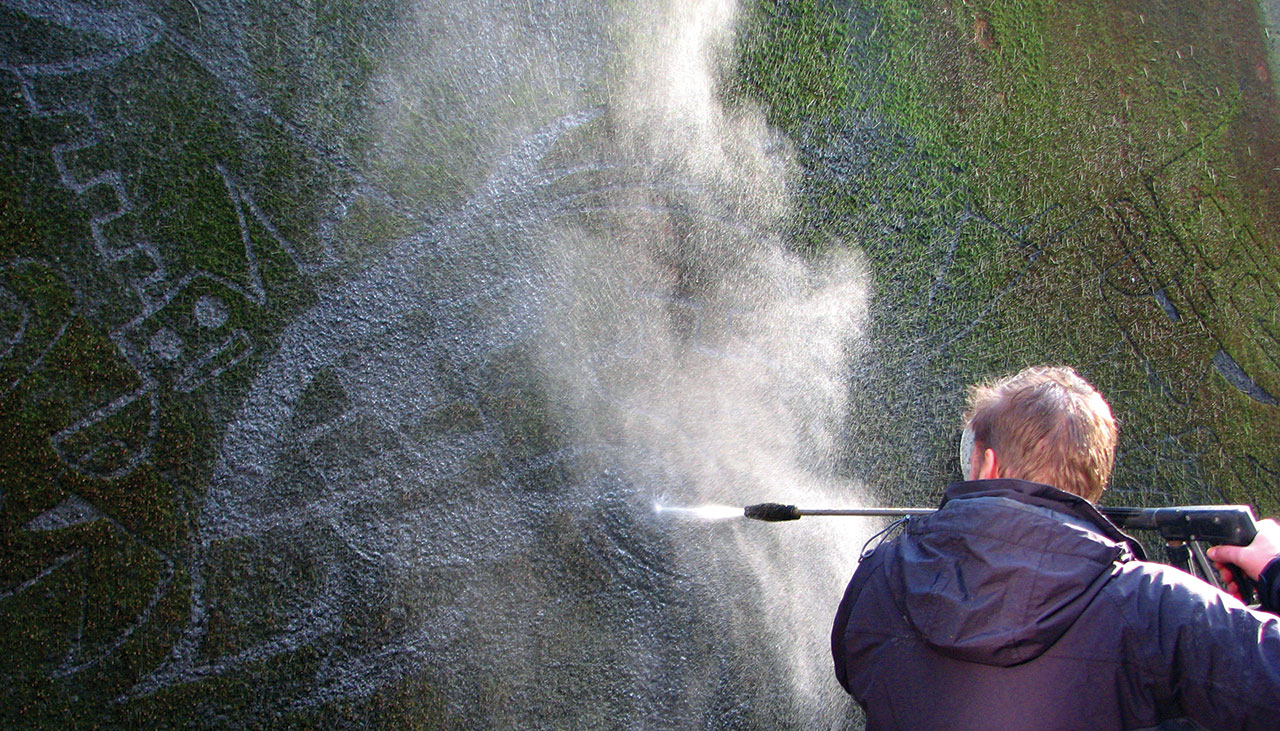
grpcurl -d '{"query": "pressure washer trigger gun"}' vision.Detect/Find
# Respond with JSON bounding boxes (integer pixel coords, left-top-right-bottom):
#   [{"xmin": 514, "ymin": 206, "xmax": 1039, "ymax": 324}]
[{"xmin": 1104, "ymin": 505, "xmax": 1261, "ymax": 605}]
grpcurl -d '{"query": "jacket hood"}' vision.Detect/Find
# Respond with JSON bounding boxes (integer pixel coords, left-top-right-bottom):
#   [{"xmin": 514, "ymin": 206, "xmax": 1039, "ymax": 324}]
[{"xmin": 885, "ymin": 479, "xmax": 1137, "ymax": 667}]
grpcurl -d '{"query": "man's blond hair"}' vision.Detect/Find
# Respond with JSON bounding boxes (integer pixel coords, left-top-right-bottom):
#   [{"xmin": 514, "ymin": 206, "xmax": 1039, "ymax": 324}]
[{"xmin": 964, "ymin": 365, "xmax": 1117, "ymax": 502}]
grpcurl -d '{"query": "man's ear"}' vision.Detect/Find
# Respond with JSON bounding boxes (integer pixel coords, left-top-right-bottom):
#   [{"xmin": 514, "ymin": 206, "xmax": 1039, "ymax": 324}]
[{"xmin": 976, "ymin": 448, "xmax": 1000, "ymax": 480}]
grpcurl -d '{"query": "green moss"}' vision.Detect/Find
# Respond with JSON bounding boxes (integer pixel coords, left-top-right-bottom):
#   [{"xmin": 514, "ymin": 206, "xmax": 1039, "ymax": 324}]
[
  {"xmin": 733, "ymin": 0, "xmax": 855, "ymax": 135},
  {"xmin": 733, "ymin": 0, "xmax": 1280, "ymax": 505}
]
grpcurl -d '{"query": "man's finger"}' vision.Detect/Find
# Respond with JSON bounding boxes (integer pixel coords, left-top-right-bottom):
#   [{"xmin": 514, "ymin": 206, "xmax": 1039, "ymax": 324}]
[
  {"xmin": 1208, "ymin": 544, "xmax": 1241, "ymax": 565},
  {"xmin": 1217, "ymin": 564, "xmax": 1234, "ymax": 585}
]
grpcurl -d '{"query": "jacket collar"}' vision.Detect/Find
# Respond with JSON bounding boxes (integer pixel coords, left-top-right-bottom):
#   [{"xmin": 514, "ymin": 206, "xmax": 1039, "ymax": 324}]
[{"xmin": 940, "ymin": 478, "xmax": 1147, "ymax": 561}]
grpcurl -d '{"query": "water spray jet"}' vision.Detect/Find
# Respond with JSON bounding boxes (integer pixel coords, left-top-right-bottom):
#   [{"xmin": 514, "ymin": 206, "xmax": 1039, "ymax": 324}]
[{"xmin": 653, "ymin": 503, "xmax": 744, "ymax": 520}]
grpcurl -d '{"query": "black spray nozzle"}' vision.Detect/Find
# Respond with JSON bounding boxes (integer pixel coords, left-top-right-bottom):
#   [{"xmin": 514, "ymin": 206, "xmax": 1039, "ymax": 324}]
[{"xmin": 743, "ymin": 503, "xmax": 802, "ymax": 522}]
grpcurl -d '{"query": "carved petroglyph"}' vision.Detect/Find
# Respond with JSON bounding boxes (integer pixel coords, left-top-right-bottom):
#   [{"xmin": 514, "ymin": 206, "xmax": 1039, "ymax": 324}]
[
  {"xmin": 5, "ymin": 484, "xmax": 180, "ymax": 683},
  {"xmin": 120, "ymin": 96, "xmax": 867, "ymax": 727},
  {"xmin": 0, "ymin": 2, "xmax": 358, "ymax": 713},
  {"xmin": 0, "ymin": 260, "xmax": 78, "ymax": 397},
  {"xmin": 133, "ymin": 108, "xmax": 606, "ymax": 698},
  {"xmin": 2, "ymin": 2, "xmax": 355, "ymax": 479}
]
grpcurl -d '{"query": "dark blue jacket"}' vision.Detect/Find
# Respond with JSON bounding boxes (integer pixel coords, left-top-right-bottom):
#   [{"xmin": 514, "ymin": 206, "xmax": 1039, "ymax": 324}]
[{"xmin": 832, "ymin": 479, "xmax": 1280, "ymax": 729}]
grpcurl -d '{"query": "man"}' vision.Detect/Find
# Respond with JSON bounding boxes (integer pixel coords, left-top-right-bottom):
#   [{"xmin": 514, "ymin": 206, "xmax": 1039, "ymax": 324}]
[{"xmin": 832, "ymin": 365, "xmax": 1280, "ymax": 729}]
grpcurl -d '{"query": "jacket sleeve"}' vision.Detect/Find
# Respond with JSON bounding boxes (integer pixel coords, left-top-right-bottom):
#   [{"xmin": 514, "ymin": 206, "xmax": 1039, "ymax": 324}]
[
  {"xmin": 1258, "ymin": 557, "xmax": 1280, "ymax": 613},
  {"xmin": 831, "ymin": 548, "xmax": 883, "ymax": 696},
  {"xmin": 1123, "ymin": 562, "xmax": 1280, "ymax": 728}
]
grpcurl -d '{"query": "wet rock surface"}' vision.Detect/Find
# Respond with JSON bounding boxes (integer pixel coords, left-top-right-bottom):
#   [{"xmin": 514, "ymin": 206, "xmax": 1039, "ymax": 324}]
[{"xmin": 2, "ymin": 1, "xmax": 1278, "ymax": 727}]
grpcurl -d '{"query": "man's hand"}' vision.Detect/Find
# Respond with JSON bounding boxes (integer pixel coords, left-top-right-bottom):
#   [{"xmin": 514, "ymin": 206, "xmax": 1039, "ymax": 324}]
[{"xmin": 1208, "ymin": 518, "xmax": 1280, "ymax": 598}]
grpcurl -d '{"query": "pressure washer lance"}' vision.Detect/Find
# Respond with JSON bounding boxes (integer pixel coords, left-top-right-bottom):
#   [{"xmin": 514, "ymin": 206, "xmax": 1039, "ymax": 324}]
[
  {"xmin": 742, "ymin": 502, "xmax": 1260, "ymax": 598},
  {"xmin": 743, "ymin": 503, "xmax": 934, "ymax": 521}
]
